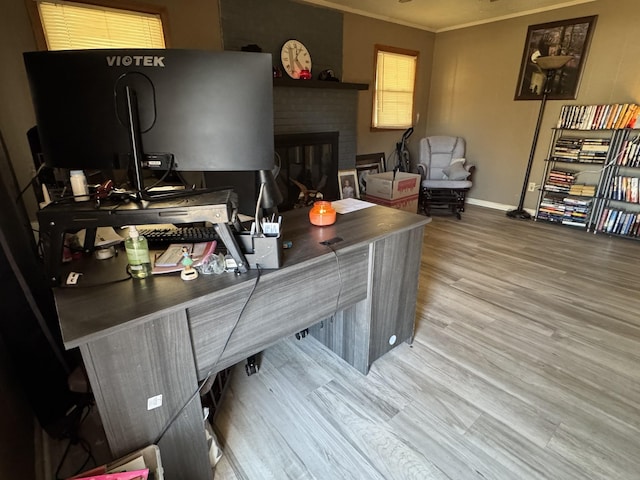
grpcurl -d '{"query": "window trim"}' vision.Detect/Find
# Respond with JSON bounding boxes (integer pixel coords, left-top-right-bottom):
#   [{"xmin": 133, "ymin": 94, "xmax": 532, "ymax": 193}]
[
  {"xmin": 24, "ymin": 0, "xmax": 171, "ymax": 51},
  {"xmin": 371, "ymin": 44, "xmax": 419, "ymax": 132}
]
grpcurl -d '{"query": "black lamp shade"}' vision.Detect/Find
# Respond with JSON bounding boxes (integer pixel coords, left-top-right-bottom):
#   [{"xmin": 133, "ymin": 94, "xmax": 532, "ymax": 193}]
[{"xmin": 257, "ymin": 169, "xmax": 283, "ymax": 209}]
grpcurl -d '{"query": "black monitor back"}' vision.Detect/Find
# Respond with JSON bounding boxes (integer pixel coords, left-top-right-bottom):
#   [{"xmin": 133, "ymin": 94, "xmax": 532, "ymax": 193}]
[{"xmin": 23, "ymin": 49, "xmax": 274, "ymax": 173}]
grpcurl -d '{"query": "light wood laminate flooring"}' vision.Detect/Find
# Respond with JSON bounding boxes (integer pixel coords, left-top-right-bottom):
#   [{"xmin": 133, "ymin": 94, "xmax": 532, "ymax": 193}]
[{"xmin": 213, "ymin": 205, "xmax": 640, "ymax": 480}]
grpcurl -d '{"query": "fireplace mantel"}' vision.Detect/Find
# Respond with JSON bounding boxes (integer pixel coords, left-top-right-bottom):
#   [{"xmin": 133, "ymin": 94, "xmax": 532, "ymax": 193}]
[{"xmin": 274, "ymin": 78, "xmax": 368, "ymax": 90}]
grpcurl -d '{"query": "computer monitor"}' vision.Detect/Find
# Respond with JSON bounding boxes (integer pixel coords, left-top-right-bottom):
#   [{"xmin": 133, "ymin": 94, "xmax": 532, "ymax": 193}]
[{"xmin": 23, "ymin": 49, "xmax": 275, "ymax": 198}]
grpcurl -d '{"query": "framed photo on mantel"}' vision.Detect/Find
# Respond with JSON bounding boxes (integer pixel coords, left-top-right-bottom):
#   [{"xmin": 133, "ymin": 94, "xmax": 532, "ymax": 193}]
[{"xmin": 514, "ymin": 15, "xmax": 597, "ymax": 101}]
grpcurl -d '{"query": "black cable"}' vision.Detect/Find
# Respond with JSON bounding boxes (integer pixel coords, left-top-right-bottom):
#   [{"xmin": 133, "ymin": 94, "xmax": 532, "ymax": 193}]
[
  {"xmin": 54, "ymin": 402, "xmax": 96, "ymax": 480},
  {"xmin": 153, "ymin": 266, "xmax": 262, "ymax": 446},
  {"xmin": 57, "ymin": 265, "xmax": 132, "ymax": 288},
  {"xmin": 143, "ymin": 155, "xmax": 176, "ymax": 192},
  {"xmin": 16, "ymin": 163, "xmax": 45, "ymax": 203},
  {"xmin": 325, "ymin": 244, "xmax": 343, "ymax": 319}
]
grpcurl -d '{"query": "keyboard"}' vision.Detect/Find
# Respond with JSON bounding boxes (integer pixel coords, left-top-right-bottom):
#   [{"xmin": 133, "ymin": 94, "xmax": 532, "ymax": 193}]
[{"xmin": 138, "ymin": 226, "xmax": 219, "ymax": 247}]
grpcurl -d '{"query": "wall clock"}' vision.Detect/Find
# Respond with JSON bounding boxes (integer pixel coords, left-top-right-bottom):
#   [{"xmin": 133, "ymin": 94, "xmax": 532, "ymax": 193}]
[{"xmin": 280, "ymin": 39, "xmax": 312, "ymax": 79}]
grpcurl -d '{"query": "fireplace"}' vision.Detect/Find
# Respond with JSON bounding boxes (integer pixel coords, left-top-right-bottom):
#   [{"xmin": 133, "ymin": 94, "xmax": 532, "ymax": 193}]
[
  {"xmin": 202, "ymin": 81, "xmax": 366, "ymax": 215},
  {"xmin": 274, "ymin": 132, "xmax": 339, "ymax": 210}
]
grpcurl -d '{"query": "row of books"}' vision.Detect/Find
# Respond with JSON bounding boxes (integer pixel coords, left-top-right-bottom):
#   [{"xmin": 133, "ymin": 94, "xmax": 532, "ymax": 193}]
[
  {"xmin": 615, "ymin": 138, "xmax": 640, "ymax": 167},
  {"xmin": 537, "ymin": 194, "xmax": 592, "ymax": 228},
  {"xmin": 544, "ymin": 169, "xmax": 577, "ymax": 194},
  {"xmin": 605, "ymin": 175, "xmax": 640, "ymax": 203},
  {"xmin": 563, "ymin": 197, "xmax": 592, "ymax": 227},
  {"xmin": 569, "ymin": 184, "xmax": 596, "ymax": 197},
  {"xmin": 594, "ymin": 208, "xmax": 640, "ymax": 236},
  {"xmin": 557, "ymin": 103, "xmax": 639, "ymax": 130},
  {"xmin": 551, "ymin": 137, "xmax": 610, "ymax": 163}
]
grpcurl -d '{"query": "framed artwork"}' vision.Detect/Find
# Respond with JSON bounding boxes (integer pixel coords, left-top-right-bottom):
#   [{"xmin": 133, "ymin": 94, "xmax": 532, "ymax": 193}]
[
  {"xmin": 355, "ymin": 153, "xmax": 386, "ymax": 195},
  {"xmin": 514, "ymin": 15, "xmax": 597, "ymax": 100},
  {"xmin": 338, "ymin": 169, "xmax": 359, "ymax": 199}
]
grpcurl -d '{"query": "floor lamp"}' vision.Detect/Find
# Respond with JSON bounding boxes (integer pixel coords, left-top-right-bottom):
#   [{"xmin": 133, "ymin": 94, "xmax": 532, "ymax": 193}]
[{"xmin": 507, "ymin": 55, "xmax": 573, "ymax": 219}]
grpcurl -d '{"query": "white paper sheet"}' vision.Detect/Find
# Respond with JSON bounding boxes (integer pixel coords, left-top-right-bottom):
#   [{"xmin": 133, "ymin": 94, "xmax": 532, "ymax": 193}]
[{"xmin": 330, "ymin": 198, "xmax": 377, "ymax": 214}]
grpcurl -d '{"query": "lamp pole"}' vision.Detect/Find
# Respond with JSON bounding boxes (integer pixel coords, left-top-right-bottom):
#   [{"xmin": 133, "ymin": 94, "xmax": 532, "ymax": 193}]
[{"xmin": 507, "ymin": 56, "xmax": 572, "ymax": 220}]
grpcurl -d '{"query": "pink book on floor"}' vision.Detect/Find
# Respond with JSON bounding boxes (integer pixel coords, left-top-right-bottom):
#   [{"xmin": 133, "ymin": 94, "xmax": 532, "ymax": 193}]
[{"xmin": 69, "ymin": 469, "xmax": 148, "ymax": 480}]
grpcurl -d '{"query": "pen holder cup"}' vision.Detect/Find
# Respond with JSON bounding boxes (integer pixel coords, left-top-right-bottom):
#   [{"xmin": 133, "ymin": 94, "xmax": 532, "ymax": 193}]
[{"xmin": 237, "ymin": 233, "xmax": 283, "ymax": 269}]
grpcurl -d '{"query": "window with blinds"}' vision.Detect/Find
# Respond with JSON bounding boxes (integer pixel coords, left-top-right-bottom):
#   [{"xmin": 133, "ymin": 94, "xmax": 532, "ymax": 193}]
[
  {"xmin": 35, "ymin": 1, "xmax": 166, "ymax": 50},
  {"xmin": 372, "ymin": 45, "xmax": 418, "ymax": 130}
]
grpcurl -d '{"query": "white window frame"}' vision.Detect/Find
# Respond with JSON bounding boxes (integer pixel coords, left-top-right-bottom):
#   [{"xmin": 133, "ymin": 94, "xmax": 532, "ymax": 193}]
[{"xmin": 372, "ymin": 45, "xmax": 418, "ymax": 131}]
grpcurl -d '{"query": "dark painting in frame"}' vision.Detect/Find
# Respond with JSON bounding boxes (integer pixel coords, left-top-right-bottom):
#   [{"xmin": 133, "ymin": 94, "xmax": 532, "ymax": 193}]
[
  {"xmin": 355, "ymin": 152, "xmax": 385, "ymax": 195},
  {"xmin": 514, "ymin": 15, "xmax": 597, "ymax": 101}
]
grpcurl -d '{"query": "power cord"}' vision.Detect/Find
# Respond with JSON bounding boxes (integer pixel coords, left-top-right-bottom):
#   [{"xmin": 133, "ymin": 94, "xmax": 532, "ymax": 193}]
[
  {"xmin": 57, "ymin": 265, "xmax": 133, "ymax": 288},
  {"xmin": 153, "ymin": 265, "xmax": 262, "ymax": 446},
  {"xmin": 15, "ymin": 163, "xmax": 45, "ymax": 204},
  {"xmin": 325, "ymin": 244, "xmax": 344, "ymax": 319},
  {"xmin": 143, "ymin": 155, "xmax": 176, "ymax": 193},
  {"xmin": 54, "ymin": 401, "xmax": 97, "ymax": 480}
]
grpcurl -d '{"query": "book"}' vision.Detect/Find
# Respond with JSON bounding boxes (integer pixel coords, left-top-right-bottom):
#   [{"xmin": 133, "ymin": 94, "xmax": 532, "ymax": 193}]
[
  {"xmin": 71, "ymin": 469, "xmax": 149, "ymax": 480},
  {"xmin": 152, "ymin": 241, "xmax": 217, "ymax": 274},
  {"xmin": 596, "ymin": 208, "xmax": 609, "ymax": 232}
]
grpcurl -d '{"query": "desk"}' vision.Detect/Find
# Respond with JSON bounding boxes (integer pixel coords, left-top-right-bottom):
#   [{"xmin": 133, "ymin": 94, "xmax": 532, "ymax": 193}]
[{"xmin": 52, "ymin": 205, "xmax": 429, "ymax": 480}]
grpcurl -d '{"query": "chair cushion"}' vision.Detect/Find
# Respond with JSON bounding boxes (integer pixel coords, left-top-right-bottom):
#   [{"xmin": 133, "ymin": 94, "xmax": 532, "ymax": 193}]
[
  {"xmin": 422, "ymin": 179, "xmax": 472, "ymax": 189},
  {"xmin": 442, "ymin": 161, "xmax": 471, "ymax": 181},
  {"xmin": 419, "ymin": 136, "xmax": 466, "ymax": 180}
]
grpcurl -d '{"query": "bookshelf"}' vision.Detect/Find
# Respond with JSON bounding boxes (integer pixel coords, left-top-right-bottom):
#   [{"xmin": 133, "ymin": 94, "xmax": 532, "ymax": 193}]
[
  {"xmin": 535, "ymin": 103, "xmax": 640, "ymax": 239},
  {"xmin": 591, "ymin": 128, "xmax": 640, "ymax": 238},
  {"xmin": 535, "ymin": 128, "xmax": 612, "ymax": 228}
]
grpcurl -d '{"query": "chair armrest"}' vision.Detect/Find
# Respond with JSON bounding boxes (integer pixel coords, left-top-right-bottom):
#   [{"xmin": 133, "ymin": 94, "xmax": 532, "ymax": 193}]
[
  {"xmin": 465, "ymin": 164, "xmax": 476, "ymax": 182},
  {"xmin": 417, "ymin": 163, "xmax": 427, "ymax": 180}
]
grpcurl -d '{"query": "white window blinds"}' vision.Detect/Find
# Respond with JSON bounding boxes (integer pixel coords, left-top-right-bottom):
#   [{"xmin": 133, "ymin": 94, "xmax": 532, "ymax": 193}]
[
  {"xmin": 373, "ymin": 48, "xmax": 417, "ymax": 129},
  {"xmin": 37, "ymin": 1, "xmax": 165, "ymax": 50}
]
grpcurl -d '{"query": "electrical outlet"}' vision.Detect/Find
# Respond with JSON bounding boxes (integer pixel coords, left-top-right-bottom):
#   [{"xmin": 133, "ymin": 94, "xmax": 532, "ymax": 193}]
[{"xmin": 527, "ymin": 182, "xmax": 536, "ymax": 192}]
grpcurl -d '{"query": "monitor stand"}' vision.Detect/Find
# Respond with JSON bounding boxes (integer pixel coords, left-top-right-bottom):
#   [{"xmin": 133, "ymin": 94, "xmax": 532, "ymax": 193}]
[
  {"xmin": 122, "ymin": 86, "xmax": 235, "ymax": 205},
  {"xmin": 37, "ymin": 189, "xmax": 249, "ymax": 286}
]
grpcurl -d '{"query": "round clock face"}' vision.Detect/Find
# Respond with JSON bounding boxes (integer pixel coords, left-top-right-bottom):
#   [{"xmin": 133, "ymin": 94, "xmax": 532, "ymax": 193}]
[{"xmin": 280, "ymin": 39, "xmax": 312, "ymax": 79}]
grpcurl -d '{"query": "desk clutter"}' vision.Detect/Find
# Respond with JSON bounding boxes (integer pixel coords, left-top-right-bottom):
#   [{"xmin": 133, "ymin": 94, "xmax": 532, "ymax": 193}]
[
  {"xmin": 63, "ymin": 217, "xmax": 283, "ymax": 285},
  {"xmin": 68, "ymin": 444, "xmax": 163, "ymax": 480},
  {"xmin": 152, "ymin": 241, "xmax": 217, "ymax": 279}
]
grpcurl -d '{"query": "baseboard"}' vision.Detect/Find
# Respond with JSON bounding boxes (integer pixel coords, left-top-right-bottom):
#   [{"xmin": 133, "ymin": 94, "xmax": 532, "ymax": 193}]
[{"xmin": 466, "ymin": 197, "xmax": 535, "ymax": 216}]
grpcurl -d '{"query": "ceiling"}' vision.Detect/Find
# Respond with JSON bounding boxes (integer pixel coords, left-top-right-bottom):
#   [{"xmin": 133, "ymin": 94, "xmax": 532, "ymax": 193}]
[{"xmin": 298, "ymin": 0, "xmax": 596, "ymax": 32}]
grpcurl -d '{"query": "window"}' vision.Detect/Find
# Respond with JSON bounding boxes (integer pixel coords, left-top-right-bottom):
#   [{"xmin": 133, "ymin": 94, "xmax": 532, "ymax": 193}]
[
  {"xmin": 27, "ymin": 0, "xmax": 167, "ymax": 51},
  {"xmin": 372, "ymin": 45, "xmax": 418, "ymax": 130}
]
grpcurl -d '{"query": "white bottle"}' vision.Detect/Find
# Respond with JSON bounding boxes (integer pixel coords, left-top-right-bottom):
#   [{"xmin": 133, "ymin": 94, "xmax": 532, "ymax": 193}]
[
  {"xmin": 70, "ymin": 170, "xmax": 90, "ymax": 202},
  {"xmin": 125, "ymin": 226, "xmax": 151, "ymax": 279}
]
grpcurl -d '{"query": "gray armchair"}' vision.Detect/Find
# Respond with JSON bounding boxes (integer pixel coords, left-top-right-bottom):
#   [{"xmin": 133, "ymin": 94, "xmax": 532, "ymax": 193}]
[{"xmin": 417, "ymin": 136, "xmax": 474, "ymax": 219}]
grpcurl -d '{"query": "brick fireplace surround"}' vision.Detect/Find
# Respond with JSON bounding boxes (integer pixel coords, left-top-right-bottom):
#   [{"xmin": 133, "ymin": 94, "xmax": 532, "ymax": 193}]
[{"xmin": 271, "ymin": 80, "xmax": 367, "ymax": 206}]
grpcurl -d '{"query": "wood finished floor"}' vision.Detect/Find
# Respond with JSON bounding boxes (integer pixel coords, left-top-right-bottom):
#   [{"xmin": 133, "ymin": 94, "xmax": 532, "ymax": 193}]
[{"xmin": 212, "ymin": 205, "xmax": 640, "ymax": 480}]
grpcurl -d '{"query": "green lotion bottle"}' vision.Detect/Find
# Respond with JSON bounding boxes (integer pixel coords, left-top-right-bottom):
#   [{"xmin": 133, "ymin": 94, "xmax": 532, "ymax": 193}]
[{"xmin": 125, "ymin": 225, "xmax": 151, "ymax": 278}]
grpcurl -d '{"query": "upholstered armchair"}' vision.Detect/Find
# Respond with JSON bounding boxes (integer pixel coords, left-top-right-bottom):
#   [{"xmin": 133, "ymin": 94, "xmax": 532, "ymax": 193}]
[{"xmin": 417, "ymin": 136, "xmax": 474, "ymax": 219}]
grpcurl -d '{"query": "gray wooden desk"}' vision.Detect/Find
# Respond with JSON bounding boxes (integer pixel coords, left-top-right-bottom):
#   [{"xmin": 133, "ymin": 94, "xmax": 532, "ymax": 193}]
[{"xmin": 52, "ymin": 205, "xmax": 429, "ymax": 480}]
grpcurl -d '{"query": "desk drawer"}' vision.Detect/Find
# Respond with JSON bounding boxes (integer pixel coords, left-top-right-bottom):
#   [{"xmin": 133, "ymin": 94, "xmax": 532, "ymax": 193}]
[{"xmin": 188, "ymin": 245, "xmax": 369, "ymax": 378}]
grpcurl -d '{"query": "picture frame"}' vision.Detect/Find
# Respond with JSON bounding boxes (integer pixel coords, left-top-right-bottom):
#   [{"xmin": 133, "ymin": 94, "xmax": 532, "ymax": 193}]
[
  {"xmin": 338, "ymin": 169, "xmax": 359, "ymax": 199},
  {"xmin": 514, "ymin": 15, "xmax": 597, "ymax": 101},
  {"xmin": 355, "ymin": 153, "xmax": 386, "ymax": 195}
]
